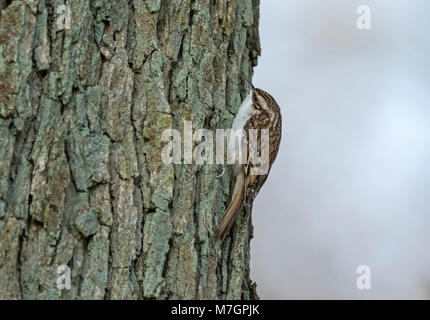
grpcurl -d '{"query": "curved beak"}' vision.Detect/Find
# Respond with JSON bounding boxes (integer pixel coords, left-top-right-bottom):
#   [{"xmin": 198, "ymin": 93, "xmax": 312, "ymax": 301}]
[{"xmin": 240, "ymin": 74, "xmax": 255, "ymax": 90}]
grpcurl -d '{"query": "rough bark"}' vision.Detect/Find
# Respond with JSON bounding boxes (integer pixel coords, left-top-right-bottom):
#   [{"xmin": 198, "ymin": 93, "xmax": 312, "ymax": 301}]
[{"xmin": 0, "ymin": 0, "xmax": 260, "ymax": 299}]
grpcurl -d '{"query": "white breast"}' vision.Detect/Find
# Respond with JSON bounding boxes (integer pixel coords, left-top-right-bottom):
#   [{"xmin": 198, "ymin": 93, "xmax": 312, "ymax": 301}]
[
  {"xmin": 226, "ymin": 90, "xmax": 254, "ymax": 167},
  {"xmin": 232, "ymin": 90, "xmax": 253, "ymax": 130}
]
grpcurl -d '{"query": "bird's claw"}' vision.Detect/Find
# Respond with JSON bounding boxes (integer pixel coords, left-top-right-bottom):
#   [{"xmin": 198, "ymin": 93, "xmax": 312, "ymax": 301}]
[{"xmin": 216, "ymin": 164, "xmax": 226, "ymax": 178}]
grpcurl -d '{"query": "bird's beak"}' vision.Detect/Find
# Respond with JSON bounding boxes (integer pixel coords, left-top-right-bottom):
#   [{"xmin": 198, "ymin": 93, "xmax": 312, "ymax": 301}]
[{"xmin": 240, "ymin": 74, "xmax": 255, "ymax": 90}]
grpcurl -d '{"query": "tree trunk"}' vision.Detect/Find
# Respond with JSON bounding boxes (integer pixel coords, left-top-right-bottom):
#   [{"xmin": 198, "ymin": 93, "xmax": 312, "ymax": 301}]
[{"xmin": 0, "ymin": 0, "xmax": 260, "ymax": 299}]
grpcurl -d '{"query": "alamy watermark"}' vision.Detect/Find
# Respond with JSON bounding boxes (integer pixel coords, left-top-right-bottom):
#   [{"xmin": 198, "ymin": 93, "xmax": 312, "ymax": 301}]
[
  {"xmin": 356, "ymin": 265, "xmax": 371, "ymax": 290},
  {"xmin": 161, "ymin": 121, "xmax": 270, "ymax": 175},
  {"xmin": 56, "ymin": 5, "xmax": 71, "ymax": 30},
  {"xmin": 356, "ymin": 5, "xmax": 372, "ymax": 30},
  {"xmin": 56, "ymin": 265, "xmax": 71, "ymax": 290}
]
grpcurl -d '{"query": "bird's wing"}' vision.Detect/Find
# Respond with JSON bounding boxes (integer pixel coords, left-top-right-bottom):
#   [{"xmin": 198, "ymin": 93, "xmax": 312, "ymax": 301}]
[
  {"xmin": 216, "ymin": 119, "xmax": 262, "ymax": 242},
  {"xmin": 216, "ymin": 167, "xmax": 245, "ymax": 242}
]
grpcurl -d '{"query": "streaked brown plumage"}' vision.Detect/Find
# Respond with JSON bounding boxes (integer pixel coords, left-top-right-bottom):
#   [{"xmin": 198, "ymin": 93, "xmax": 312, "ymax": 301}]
[{"xmin": 216, "ymin": 82, "xmax": 282, "ymax": 242}]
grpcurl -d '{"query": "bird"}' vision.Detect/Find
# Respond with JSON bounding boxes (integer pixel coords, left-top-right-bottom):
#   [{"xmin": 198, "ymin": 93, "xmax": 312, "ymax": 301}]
[{"xmin": 216, "ymin": 79, "xmax": 282, "ymax": 242}]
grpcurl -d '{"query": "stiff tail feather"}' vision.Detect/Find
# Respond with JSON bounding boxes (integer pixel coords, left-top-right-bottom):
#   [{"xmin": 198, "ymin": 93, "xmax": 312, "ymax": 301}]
[{"xmin": 216, "ymin": 173, "xmax": 245, "ymax": 242}]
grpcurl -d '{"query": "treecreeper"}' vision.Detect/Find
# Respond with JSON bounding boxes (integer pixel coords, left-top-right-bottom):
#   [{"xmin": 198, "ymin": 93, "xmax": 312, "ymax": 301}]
[{"xmin": 216, "ymin": 80, "xmax": 283, "ymax": 242}]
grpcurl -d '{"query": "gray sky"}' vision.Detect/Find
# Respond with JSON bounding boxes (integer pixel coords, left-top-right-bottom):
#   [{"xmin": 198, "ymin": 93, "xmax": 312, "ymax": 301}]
[{"xmin": 251, "ymin": 0, "xmax": 430, "ymax": 299}]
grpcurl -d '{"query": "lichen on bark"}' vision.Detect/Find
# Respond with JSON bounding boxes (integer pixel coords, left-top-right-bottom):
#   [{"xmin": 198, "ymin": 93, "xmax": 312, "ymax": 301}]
[{"xmin": 0, "ymin": 0, "xmax": 261, "ymax": 300}]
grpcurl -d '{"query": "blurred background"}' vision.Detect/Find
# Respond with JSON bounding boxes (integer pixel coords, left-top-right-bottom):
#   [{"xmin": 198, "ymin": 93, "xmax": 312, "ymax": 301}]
[{"xmin": 251, "ymin": 0, "xmax": 430, "ymax": 299}]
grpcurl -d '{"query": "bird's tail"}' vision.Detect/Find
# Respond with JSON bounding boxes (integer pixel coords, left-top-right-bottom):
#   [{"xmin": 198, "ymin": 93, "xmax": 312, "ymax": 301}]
[{"xmin": 216, "ymin": 172, "xmax": 245, "ymax": 242}]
